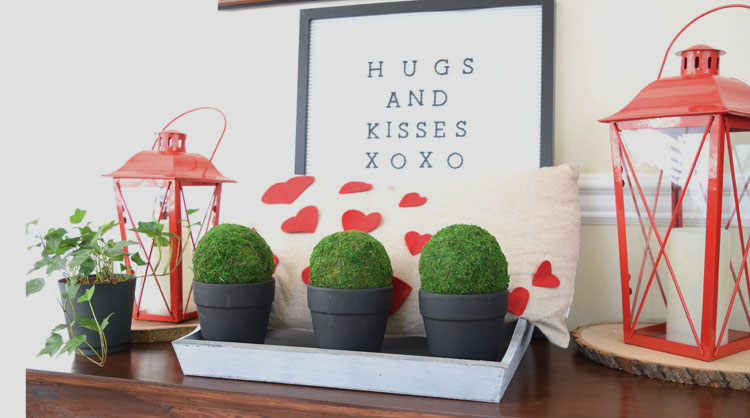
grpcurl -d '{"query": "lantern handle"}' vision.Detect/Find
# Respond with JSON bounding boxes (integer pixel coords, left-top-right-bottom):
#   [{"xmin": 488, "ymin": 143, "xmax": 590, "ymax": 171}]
[
  {"xmin": 657, "ymin": 3, "xmax": 750, "ymax": 79},
  {"xmin": 151, "ymin": 107, "xmax": 228, "ymax": 177}
]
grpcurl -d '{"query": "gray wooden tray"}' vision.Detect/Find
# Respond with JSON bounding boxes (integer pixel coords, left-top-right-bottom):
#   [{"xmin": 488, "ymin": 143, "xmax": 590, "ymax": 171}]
[{"xmin": 172, "ymin": 318, "xmax": 534, "ymax": 403}]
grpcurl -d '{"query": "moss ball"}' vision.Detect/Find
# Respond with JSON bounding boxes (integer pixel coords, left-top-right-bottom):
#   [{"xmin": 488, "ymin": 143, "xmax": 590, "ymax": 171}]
[
  {"xmin": 192, "ymin": 224, "xmax": 274, "ymax": 284},
  {"xmin": 309, "ymin": 231, "xmax": 393, "ymax": 289},
  {"xmin": 419, "ymin": 224, "xmax": 509, "ymax": 294}
]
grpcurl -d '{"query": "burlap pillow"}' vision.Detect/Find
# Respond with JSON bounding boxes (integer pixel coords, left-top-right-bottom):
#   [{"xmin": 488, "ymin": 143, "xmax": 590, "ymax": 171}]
[{"xmin": 247, "ymin": 163, "xmax": 580, "ymax": 347}]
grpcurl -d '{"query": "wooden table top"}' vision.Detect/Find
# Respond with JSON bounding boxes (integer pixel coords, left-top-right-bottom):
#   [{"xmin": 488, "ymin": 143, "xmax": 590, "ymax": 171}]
[{"xmin": 26, "ymin": 337, "xmax": 749, "ymax": 417}]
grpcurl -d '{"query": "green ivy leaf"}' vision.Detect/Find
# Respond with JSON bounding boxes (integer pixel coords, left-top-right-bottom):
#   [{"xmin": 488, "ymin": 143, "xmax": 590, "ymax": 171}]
[
  {"xmin": 37, "ymin": 333, "xmax": 63, "ymax": 357},
  {"xmin": 58, "ymin": 335, "xmax": 87, "ymax": 356},
  {"xmin": 45, "ymin": 256, "xmax": 67, "ymax": 274},
  {"xmin": 25, "ymin": 219, "xmax": 39, "ymax": 234},
  {"xmin": 77, "ymin": 286, "xmax": 95, "ymax": 303},
  {"xmin": 131, "ymin": 221, "xmax": 160, "ymax": 236},
  {"xmin": 153, "ymin": 236, "xmax": 170, "ymax": 248},
  {"xmin": 98, "ymin": 220, "xmax": 119, "ymax": 236},
  {"xmin": 70, "ymin": 208, "xmax": 86, "ymax": 224},
  {"xmin": 80, "ymin": 259, "xmax": 95, "ymax": 277},
  {"xmin": 29, "ymin": 256, "xmax": 52, "ymax": 274},
  {"xmin": 42, "ymin": 228, "xmax": 67, "ymax": 256},
  {"xmin": 78, "ymin": 225, "xmax": 94, "ymax": 242},
  {"xmin": 26, "ymin": 278, "xmax": 45, "ymax": 296},
  {"xmin": 52, "ymin": 323, "xmax": 71, "ymax": 332},
  {"xmin": 130, "ymin": 253, "xmax": 147, "ymax": 266},
  {"xmin": 105, "ymin": 246, "xmax": 125, "ymax": 257},
  {"xmin": 57, "ymin": 237, "xmax": 80, "ymax": 254},
  {"xmin": 69, "ymin": 249, "xmax": 94, "ymax": 269},
  {"xmin": 61, "ymin": 280, "xmax": 80, "ymax": 301},
  {"xmin": 186, "ymin": 209, "xmax": 199, "ymax": 216},
  {"xmin": 105, "ymin": 241, "xmax": 135, "ymax": 257},
  {"xmin": 74, "ymin": 315, "xmax": 100, "ymax": 332},
  {"xmin": 100, "ymin": 312, "xmax": 115, "ymax": 331}
]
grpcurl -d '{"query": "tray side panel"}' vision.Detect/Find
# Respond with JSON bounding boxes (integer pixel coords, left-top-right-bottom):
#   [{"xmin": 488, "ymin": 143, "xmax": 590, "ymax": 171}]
[
  {"xmin": 498, "ymin": 319, "xmax": 535, "ymax": 398},
  {"xmin": 173, "ymin": 319, "xmax": 535, "ymax": 403},
  {"xmin": 174, "ymin": 341, "xmax": 504, "ymax": 402}
]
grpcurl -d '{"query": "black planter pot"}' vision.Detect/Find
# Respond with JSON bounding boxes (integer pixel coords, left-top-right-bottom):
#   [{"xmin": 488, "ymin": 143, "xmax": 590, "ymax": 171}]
[
  {"xmin": 193, "ymin": 279, "xmax": 275, "ymax": 343},
  {"xmin": 419, "ymin": 289, "xmax": 508, "ymax": 361},
  {"xmin": 58, "ymin": 277, "xmax": 136, "ymax": 356},
  {"xmin": 307, "ymin": 285, "xmax": 393, "ymax": 352}
]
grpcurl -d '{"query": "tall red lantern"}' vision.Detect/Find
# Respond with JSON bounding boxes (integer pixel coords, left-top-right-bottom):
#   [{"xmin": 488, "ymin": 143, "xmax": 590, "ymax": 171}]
[
  {"xmin": 104, "ymin": 108, "xmax": 234, "ymax": 323},
  {"xmin": 600, "ymin": 5, "xmax": 750, "ymax": 361}
]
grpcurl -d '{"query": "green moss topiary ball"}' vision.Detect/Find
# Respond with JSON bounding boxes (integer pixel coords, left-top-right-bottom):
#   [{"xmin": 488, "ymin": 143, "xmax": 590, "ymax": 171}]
[
  {"xmin": 192, "ymin": 224, "xmax": 274, "ymax": 284},
  {"xmin": 309, "ymin": 231, "xmax": 393, "ymax": 289},
  {"xmin": 419, "ymin": 224, "xmax": 509, "ymax": 294}
]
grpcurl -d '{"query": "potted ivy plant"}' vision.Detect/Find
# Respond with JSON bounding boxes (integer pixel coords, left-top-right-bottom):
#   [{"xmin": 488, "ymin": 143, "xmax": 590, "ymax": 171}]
[
  {"xmin": 26, "ymin": 209, "xmax": 141, "ymax": 366},
  {"xmin": 191, "ymin": 223, "xmax": 276, "ymax": 343},
  {"xmin": 307, "ymin": 230, "xmax": 393, "ymax": 352},
  {"xmin": 418, "ymin": 224, "xmax": 510, "ymax": 361}
]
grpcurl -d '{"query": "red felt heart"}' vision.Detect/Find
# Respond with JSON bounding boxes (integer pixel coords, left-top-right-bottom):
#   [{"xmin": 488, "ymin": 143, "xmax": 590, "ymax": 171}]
[
  {"xmin": 272, "ymin": 255, "xmax": 278, "ymax": 273},
  {"xmin": 339, "ymin": 181, "xmax": 373, "ymax": 194},
  {"xmin": 281, "ymin": 206, "xmax": 318, "ymax": 233},
  {"xmin": 532, "ymin": 260, "xmax": 560, "ymax": 288},
  {"xmin": 399, "ymin": 192, "xmax": 427, "ymax": 208},
  {"xmin": 342, "ymin": 210, "xmax": 381, "ymax": 233},
  {"xmin": 301, "ymin": 266, "xmax": 310, "ymax": 284},
  {"xmin": 262, "ymin": 176, "xmax": 315, "ymax": 204},
  {"xmin": 508, "ymin": 287, "xmax": 530, "ymax": 316},
  {"xmin": 404, "ymin": 231, "xmax": 432, "ymax": 256},
  {"xmin": 389, "ymin": 276, "xmax": 412, "ymax": 316}
]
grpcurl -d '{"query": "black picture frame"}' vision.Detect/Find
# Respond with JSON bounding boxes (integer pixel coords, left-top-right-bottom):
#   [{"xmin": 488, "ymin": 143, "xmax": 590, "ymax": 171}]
[
  {"xmin": 218, "ymin": 0, "xmax": 335, "ymax": 11},
  {"xmin": 295, "ymin": 0, "xmax": 554, "ymax": 175}
]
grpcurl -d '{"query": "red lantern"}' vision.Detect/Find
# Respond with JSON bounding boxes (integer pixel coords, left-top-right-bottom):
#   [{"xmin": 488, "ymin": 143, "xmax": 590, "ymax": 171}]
[
  {"xmin": 104, "ymin": 108, "xmax": 234, "ymax": 323},
  {"xmin": 600, "ymin": 5, "xmax": 750, "ymax": 361}
]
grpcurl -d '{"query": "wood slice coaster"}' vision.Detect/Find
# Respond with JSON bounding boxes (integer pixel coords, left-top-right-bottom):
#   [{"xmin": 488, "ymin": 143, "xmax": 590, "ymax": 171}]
[
  {"xmin": 131, "ymin": 319, "xmax": 199, "ymax": 343},
  {"xmin": 572, "ymin": 323, "xmax": 750, "ymax": 391}
]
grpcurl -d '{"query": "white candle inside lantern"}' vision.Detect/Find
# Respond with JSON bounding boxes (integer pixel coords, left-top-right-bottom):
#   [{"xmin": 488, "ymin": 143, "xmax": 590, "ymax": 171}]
[{"xmin": 666, "ymin": 227, "xmax": 730, "ymax": 346}]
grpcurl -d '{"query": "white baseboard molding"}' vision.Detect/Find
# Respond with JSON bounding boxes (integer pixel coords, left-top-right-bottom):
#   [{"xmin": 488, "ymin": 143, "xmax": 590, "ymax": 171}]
[{"xmin": 579, "ymin": 173, "xmax": 739, "ymax": 226}]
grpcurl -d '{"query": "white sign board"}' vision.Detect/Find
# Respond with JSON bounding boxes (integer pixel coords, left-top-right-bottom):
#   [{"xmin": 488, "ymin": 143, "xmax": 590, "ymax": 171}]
[{"xmin": 295, "ymin": 0, "xmax": 553, "ymax": 180}]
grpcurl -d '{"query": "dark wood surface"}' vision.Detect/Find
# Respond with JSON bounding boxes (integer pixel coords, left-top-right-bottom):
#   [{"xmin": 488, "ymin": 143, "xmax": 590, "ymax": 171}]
[{"xmin": 26, "ymin": 338, "xmax": 750, "ymax": 417}]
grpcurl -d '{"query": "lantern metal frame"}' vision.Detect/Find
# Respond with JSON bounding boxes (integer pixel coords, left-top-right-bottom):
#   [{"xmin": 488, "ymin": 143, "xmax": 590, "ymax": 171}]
[
  {"xmin": 104, "ymin": 108, "xmax": 234, "ymax": 323},
  {"xmin": 606, "ymin": 115, "xmax": 750, "ymax": 361}
]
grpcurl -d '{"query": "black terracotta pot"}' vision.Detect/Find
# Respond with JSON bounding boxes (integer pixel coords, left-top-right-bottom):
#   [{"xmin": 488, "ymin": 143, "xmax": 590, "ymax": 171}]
[
  {"xmin": 58, "ymin": 277, "xmax": 136, "ymax": 356},
  {"xmin": 307, "ymin": 285, "xmax": 393, "ymax": 352},
  {"xmin": 419, "ymin": 289, "xmax": 508, "ymax": 361},
  {"xmin": 193, "ymin": 278, "xmax": 275, "ymax": 343}
]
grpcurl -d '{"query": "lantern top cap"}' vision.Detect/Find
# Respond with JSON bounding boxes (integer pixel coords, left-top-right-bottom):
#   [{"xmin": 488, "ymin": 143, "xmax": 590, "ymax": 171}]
[
  {"xmin": 157, "ymin": 130, "xmax": 187, "ymax": 155},
  {"xmin": 675, "ymin": 44, "xmax": 725, "ymax": 56},
  {"xmin": 600, "ymin": 44, "xmax": 750, "ymax": 123},
  {"xmin": 103, "ymin": 130, "xmax": 234, "ymax": 183}
]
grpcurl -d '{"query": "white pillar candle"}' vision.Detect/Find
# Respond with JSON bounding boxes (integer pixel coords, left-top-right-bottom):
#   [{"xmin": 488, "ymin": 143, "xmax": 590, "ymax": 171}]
[{"xmin": 665, "ymin": 227, "xmax": 730, "ymax": 346}]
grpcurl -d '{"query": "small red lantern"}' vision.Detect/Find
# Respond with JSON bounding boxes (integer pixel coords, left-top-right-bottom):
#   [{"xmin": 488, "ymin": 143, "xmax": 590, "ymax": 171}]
[
  {"xmin": 601, "ymin": 5, "xmax": 750, "ymax": 361},
  {"xmin": 104, "ymin": 108, "xmax": 234, "ymax": 323}
]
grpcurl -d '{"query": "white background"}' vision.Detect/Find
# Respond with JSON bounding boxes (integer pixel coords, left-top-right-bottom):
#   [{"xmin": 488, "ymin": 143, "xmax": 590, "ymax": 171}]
[
  {"xmin": 305, "ymin": 5, "xmax": 543, "ymax": 179},
  {"xmin": 3, "ymin": 0, "xmax": 750, "ymax": 414}
]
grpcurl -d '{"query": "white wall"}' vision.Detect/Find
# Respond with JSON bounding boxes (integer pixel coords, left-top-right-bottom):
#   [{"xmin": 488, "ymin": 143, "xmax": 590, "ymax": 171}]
[{"xmin": 6, "ymin": 0, "xmax": 750, "ymax": 413}]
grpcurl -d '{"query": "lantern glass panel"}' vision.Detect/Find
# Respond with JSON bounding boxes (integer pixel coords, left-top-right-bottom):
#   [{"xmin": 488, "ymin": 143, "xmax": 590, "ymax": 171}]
[
  {"xmin": 120, "ymin": 186, "xmax": 170, "ymax": 317},
  {"xmin": 618, "ymin": 126, "xmax": 717, "ymax": 345},
  {"xmin": 721, "ymin": 130, "xmax": 750, "ymax": 339}
]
